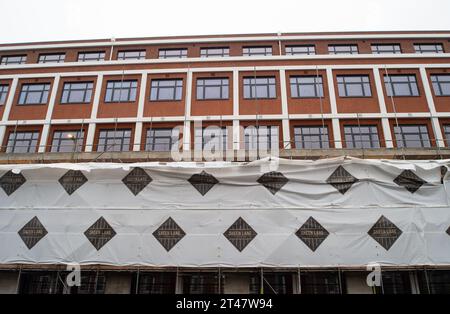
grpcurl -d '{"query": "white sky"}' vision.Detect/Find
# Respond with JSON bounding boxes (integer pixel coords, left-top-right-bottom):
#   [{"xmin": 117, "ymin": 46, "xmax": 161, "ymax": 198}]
[{"xmin": 0, "ymin": 0, "xmax": 450, "ymax": 44}]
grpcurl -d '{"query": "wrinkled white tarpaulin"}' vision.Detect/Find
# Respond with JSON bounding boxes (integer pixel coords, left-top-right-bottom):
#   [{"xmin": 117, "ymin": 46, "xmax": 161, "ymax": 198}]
[{"xmin": 1, "ymin": 156, "xmax": 450, "ymax": 268}]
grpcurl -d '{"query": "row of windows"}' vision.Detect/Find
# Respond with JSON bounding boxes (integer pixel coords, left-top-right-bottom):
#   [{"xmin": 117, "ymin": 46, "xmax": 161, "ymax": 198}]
[
  {"xmin": 2, "ymin": 73, "xmax": 449, "ymax": 106},
  {"xmin": 1, "ymin": 43, "xmax": 446, "ymax": 65}
]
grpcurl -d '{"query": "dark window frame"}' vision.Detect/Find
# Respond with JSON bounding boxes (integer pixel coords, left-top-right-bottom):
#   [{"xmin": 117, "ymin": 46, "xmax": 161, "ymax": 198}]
[
  {"xmin": 244, "ymin": 125, "xmax": 279, "ymax": 150},
  {"xmin": 290, "ymin": 76, "xmax": 324, "ymax": 98},
  {"xmin": 431, "ymin": 74, "xmax": 450, "ymax": 96},
  {"xmin": 104, "ymin": 80, "xmax": 138, "ymax": 103},
  {"xmin": 6, "ymin": 131, "xmax": 40, "ymax": 153},
  {"xmin": 77, "ymin": 51, "xmax": 106, "ymax": 62},
  {"xmin": 0, "ymin": 84, "xmax": 9, "ymax": 105},
  {"xmin": 200, "ymin": 47, "xmax": 230, "ymax": 58},
  {"xmin": 117, "ymin": 50, "xmax": 146, "ymax": 60},
  {"xmin": 60, "ymin": 81, "xmax": 94, "ymax": 104},
  {"xmin": 158, "ymin": 48, "xmax": 188, "ymax": 59},
  {"xmin": 414, "ymin": 43, "xmax": 444, "ymax": 54},
  {"xmin": 196, "ymin": 78, "xmax": 229, "ymax": 100},
  {"xmin": 371, "ymin": 44, "xmax": 402, "ymax": 54},
  {"xmin": 394, "ymin": 124, "xmax": 431, "ymax": 148},
  {"xmin": 243, "ymin": 76, "xmax": 277, "ymax": 99},
  {"xmin": 51, "ymin": 130, "xmax": 85, "ymax": 153},
  {"xmin": 384, "ymin": 75, "xmax": 420, "ymax": 97},
  {"xmin": 285, "ymin": 45, "xmax": 316, "ymax": 55},
  {"xmin": 145, "ymin": 128, "xmax": 180, "ymax": 152},
  {"xmin": 242, "ymin": 46, "xmax": 273, "ymax": 56},
  {"xmin": 294, "ymin": 126, "xmax": 330, "ymax": 149},
  {"xmin": 38, "ymin": 53, "xmax": 66, "ymax": 64},
  {"xmin": 150, "ymin": 79, "xmax": 183, "ymax": 101},
  {"xmin": 96, "ymin": 128, "xmax": 132, "ymax": 152},
  {"xmin": 194, "ymin": 127, "xmax": 229, "ymax": 151},
  {"xmin": 344, "ymin": 125, "xmax": 380, "ymax": 148},
  {"xmin": 0, "ymin": 55, "xmax": 27, "ymax": 65},
  {"xmin": 328, "ymin": 45, "xmax": 359, "ymax": 55},
  {"xmin": 18, "ymin": 83, "xmax": 51, "ymax": 105},
  {"xmin": 337, "ymin": 75, "xmax": 372, "ymax": 97}
]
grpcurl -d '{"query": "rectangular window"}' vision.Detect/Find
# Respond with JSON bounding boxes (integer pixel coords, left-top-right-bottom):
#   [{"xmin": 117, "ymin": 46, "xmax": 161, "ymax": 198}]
[
  {"xmin": 150, "ymin": 79, "xmax": 183, "ymax": 101},
  {"xmin": 117, "ymin": 50, "xmax": 146, "ymax": 60},
  {"xmin": 200, "ymin": 47, "xmax": 229, "ymax": 58},
  {"xmin": 38, "ymin": 53, "xmax": 65, "ymax": 63},
  {"xmin": 135, "ymin": 272, "xmax": 177, "ymax": 294},
  {"xmin": 249, "ymin": 273, "xmax": 293, "ymax": 294},
  {"xmin": 244, "ymin": 126, "xmax": 279, "ymax": 150},
  {"xmin": 6, "ymin": 131, "xmax": 39, "ymax": 153},
  {"xmin": 145, "ymin": 128, "xmax": 180, "ymax": 151},
  {"xmin": 77, "ymin": 51, "xmax": 105, "ymax": 62},
  {"xmin": 418, "ymin": 270, "xmax": 450, "ymax": 294},
  {"xmin": 344, "ymin": 125, "xmax": 380, "ymax": 148},
  {"xmin": 294, "ymin": 126, "xmax": 329, "ymax": 149},
  {"xmin": 414, "ymin": 43, "xmax": 444, "ymax": 54},
  {"xmin": 285, "ymin": 45, "xmax": 316, "ymax": 55},
  {"xmin": 431, "ymin": 74, "xmax": 450, "ymax": 96},
  {"xmin": 97, "ymin": 129, "xmax": 131, "ymax": 152},
  {"xmin": 19, "ymin": 272, "xmax": 62, "ymax": 294},
  {"xmin": 61, "ymin": 82, "xmax": 93, "ymax": 104},
  {"xmin": 0, "ymin": 84, "xmax": 9, "ymax": 105},
  {"xmin": 290, "ymin": 76, "xmax": 323, "ymax": 98},
  {"xmin": 1, "ymin": 55, "xmax": 27, "ymax": 65},
  {"xmin": 328, "ymin": 45, "xmax": 359, "ymax": 54},
  {"xmin": 380, "ymin": 272, "xmax": 412, "ymax": 294},
  {"xmin": 371, "ymin": 44, "xmax": 402, "ymax": 54},
  {"xmin": 394, "ymin": 124, "xmax": 431, "ymax": 148},
  {"xmin": 196, "ymin": 78, "xmax": 229, "ymax": 100},
  {"xmin": 444, "ymin": 125, "xmax": 450, "ymax": 146},
  {"xmin": 243, "ymin": 77, "xmax": 276, "ymax": 99},
  {"xmin": 194, "ymin": 127, "xmax": 229, "ymax": 151},
  {"xmin": 384, "ymin": 75, "xmax": 419, "ymax": 97},
  {"xmin": 51, "ymin": 130, "xmax": 84, "ymax": 153},
  {"xmin": 300, "ymin": 272, "xmax": 341, "ymax": 294},
  {"xmin": 104, "ymin": 80, "xmax": 137, "ymax": 102},
  {"xmin": 18, "ymin": 83, "xmax": 51, "ymax": 105},
  {"xmin": 158, "ymin": 49, "xmax": 187, "ymax": 59},
  {"xmin": 243, "ymin": 46, "xmax": 272, "ymax": 56},
  {"xmin": 182, "ymin": 273, "xmax": 223, "ymax": 294},
  {"xmin": 337, "ymin": 75, "xmax": 372, "ymax": 97}
]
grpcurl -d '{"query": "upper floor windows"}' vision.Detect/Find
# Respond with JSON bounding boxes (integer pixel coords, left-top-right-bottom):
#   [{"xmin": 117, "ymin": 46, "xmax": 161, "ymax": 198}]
[
  {"xmin": 150, "ymin": 79, "xmax": 183, "ymax": 101},
  {"xmin": 200, "ymin": 47, "xmax": 229, "ymax": 58},
  {"xmin": 61, "ymin": 82, "xmax": 93, "ymax": 104},
  {"xmin": 371, "ymin": 44, "xmax": 402, "ymax": 54},
  {"xmin": 243, "ymin": 46, "xmax": 272, "ymax": 56},
  {"xmin": 290, "ymin": 76, "xmax": 324, "ymax": 98},
  {"xmin": 78, "ymin": 51, "xmax": 105, "ymax": 62},
  {"xmin": 294, "ymin": 126, "xmax": 329, "ymax": 149},
  {"xmin": 1, "ymin": 55, "xmax": 27, "ymax": 65},
  {"xmin": 97, "ymin": 129, "xmax": 131, "ymax": 152},
  {"xmin": 38, "ymin": 53, "xmax": 65, "ymax": 63},
  {"xmin": 344, "ymin": 125, "xmax": 380, "ymax": 148},
  {"xmin": 328, "ymin": 44, "xmax": 358, "ymax": 55},
  {"xmin": 337, "ymin": 75, "xmax": 372, "ymax": 97},
  {"xmin": 0, "ymin": 84, "xmax": 9, "ymax": 105},
  {"xmin": 414, "ymin": 43, "xmax": 444, "ymax": 54},
  {"xmin": 243, "ymin": 77, "xmax": 276, "ymax": 99},
  {"xmin": 146, "ymin": 128, "xmax": 180, "ymax": 152},
  {"xmin": 431, "ymin": 74, "xmax": 450, "ymax": 96},
  {"xmin": 285, "ymin": 45, "xmax": 316, "ymax": 55},
  {"xmin": 104, "ymin": 80, "xmax": 137, "ymax": 103},
  {"xmin": 18, "ymin": 83, "xmax": 51, "ymax": 105},
  {"xmin": 6, "ymin": 131, "xmax": 39, "ymax": 153},
  {"xmin": 394, "ymin": 124, "xmax": 431, "ymax": 148},
  {"xmin": 196, "ymin": 78, "xmax": 229, "ymax": 100},
  {"xmin": 51, "ymin": 130, "xmax": 84, "ymax": 152},
  {"xmin": 117, "ymin": 50, "xmax": 146, "ymax": 60},
  {"xmin": 384, "ymin": 75, "xmax": 419, "ymax": 97},
  {"xmin": 158, "ymin": 48, "xmax": 187, "ymax": 59}
]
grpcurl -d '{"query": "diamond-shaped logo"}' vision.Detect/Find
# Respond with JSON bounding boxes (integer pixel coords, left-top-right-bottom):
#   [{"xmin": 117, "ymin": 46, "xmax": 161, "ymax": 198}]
[
  {"xmin": 257, "ymin": 172, "xmax": 289, "ymax": 195},
  {"xmin": 84, "ymin": 217, "xmax": 116, "ymax": 250},
  {"xmin": 188, "ymin": 171, "xmax": 218, "ymax": 196},
  {"xmin": 441, "ymin": 166, "xmax": 448, "ymax": 184},
  {"xmin": 122, "ymin": 167, "xmax": 152, "ymax": 196},
  {"xmin": 153, "ymin": 217, "xmax": 186, "ymax": 251},
  {"xmin": 393, "ymin": 170, "xmax": 426, "ymax": 193},
  {"xmin": 446, "ymin": 226, "xmax": 450, "ymax": 237},
  {"xmin": 326, "ymin": 166, "xmax": 358, "ymax": 194},
  {"xmin": 296, "ymin": 217, "xmax": 329, "ymax": 252},
  {"xmin": 224, "ymin": 217, "xmax": 257, "ymax": 252},
  {"xmin": 368, "ymin": 216, "xmax": 402, "ymax": 250},
  {"xmin": 18, "ymin": 216, "xmax": 48, "ymax": 249},
  {"xmin": 58, "ymin": 170, "xmax": 88, "ymax": 195},
  {"xmin": 0, "ymin": 171, "xmax": 26, "ymax": 196}
]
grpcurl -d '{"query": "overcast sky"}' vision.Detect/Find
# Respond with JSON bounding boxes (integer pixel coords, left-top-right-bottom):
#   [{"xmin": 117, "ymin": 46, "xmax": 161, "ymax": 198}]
[{"xmin": 1, "ymin": 0, "xmax": 450, "ymax": 44}]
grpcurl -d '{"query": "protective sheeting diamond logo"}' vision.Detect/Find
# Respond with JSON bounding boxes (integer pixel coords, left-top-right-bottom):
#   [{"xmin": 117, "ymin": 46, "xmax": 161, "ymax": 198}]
[
  {"xmin": 257, "ymin": 171, "xmax": 289, "ymax": 195},
  {"xmin": 326, "ymin": 166, "xmax": 358, "ymax": 194},
  {"xmin": 58, "ymin": 170, "xmax": 88, "ymax": 195},
  {"xmin": 224, "ymin": 217, "xmax": 257, "ymax": 252},
  {"xmin": 188, "ymin": 171, "xmax": 218, "ymax": 196},
  {"xmin": 296, "ymin": 217, "xmax": 329, "ymax": 252},
  {"xmin": 18, "ymin": 216, "xmax": 48, "ymax": 249},
  {"xmin": 122, "ymin": 167, "xmax": 152, "ymax": 196},
  {"xmin": 447, "ymin": 226, "xmax": 450, "ymax": 237},
  {"xmin": 0, "ymin": 170, "xmax": 26, "ymax": 196},
  {"xmin": 393, "ymin": 170, "xmax": 427, "ymax": 193},
  {"xmin": 368, "ymin": 216, "xmax": 402, "ymax": 251},
  {"xmin": 441, "ymin": 166, "xmax": 448, "ymax": 184},
  {"xmin": 84, "ymin": 217, "xmax": 116, "ymax": 251},
  {"xmin": 153, "ymin": 217, "xmax": 186, "ymax": 252}
]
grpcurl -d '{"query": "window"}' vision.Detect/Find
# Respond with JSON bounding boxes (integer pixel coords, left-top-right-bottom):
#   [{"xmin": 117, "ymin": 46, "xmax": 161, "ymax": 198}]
[
  {"xmin": 300, "ymin": 272, "xmax": 341, "ymax": 294},
  {"xmin": 285, "ymin": 45, "xmax": 316, "ymax": 55},
  {"xmin": 380, "ymin": 272, "xmax": 412, "ymax": 294},
  {"xmin": 51, "ymin": 130, "xmax": 84, "ymax": 152},
  {"xmin": 328, "ymin": 45, "xmax": 358, "ymax": 54},
  {"xmin": 394, "ymin": 124, "xmax": 431, "ymax": 148},
  {"xmin": 344, "ymin": 125, "xmax": 380, "ymax": 148},
  {"xmin": 18, "ymin": 83, "xmax": 51, "ymax": 105},
  {"xmin": 290, "ymin": 76, "xmax": 323, "ymax": 98},
  {"xmin": 196, "ymin": 78, "xmax": 229, "ymax": 100},
  {"xmin": 134, "ymin": 272, "xmax": 177, "ymax": 294},
  {"xmin": 104, "ymin": 80, "xmax": 137, "ymax": 102},
  {"xmin": 243, "ymin": 46, "xmax": 272, "ymax": 56},
  {"xmin": 200, "ymin": 47, "xmax": 229, "ymax": 58},
  {"xmin": 19, "ymin": 272, "xmax": 63, "ymax": 294},
  {"xmin": 117, "ymin": 50, "xmax": 146, "ymax": 60},
  {"xmin": 182, "ymin": 273, "xmax": 222, "ymax": 294},
  {"xmin": 371, "ymin": 44, "xmax": 402, "ymax": 54},
  {"xmin": 150, "ymin": 79, "xmax": 183, "ymax": 101},
  {"xmin": 244, "ymin": 126, "xmax": 279, "ymax": 150},
  {"xmin": 77, "ymin": 51, "xmax": 105, "ymax": 62},
  {"xmin": 414, "ymin": 43, "xmax": 444, "ymax": 54},
  {"xmin": 249, "ymin": 273, "xmax": 293, "ymax": 294},
  {"xmin": 38, "ymin": 53, "xmax": 65, "ymax": 63},
  {"xmin": 1, "ymin": 55, "xmax": 27, "ymax": 65},
  {"xmin": 194, "ymin": 127, "xmax": 228, "ymax": 152},
  {"xmin": 443, "ymin": 125, "xmax": 450, "ymax": 146},
  {"xmin": 294, "ymin": 126, "xmax": 329, "ymax": 149},
  {"xmin": 243, "ymin": 77, "xmax": 276, "ymax": 99},
  {"xmin": 145, "ymin": 128, "xmax": 180, "ymax": 151},
  {"xmin": 0, "ymin": 84, "xmax": 9, "ymax": 105},
  {"xmin": 73, "ymin": 272, "xmax": 106, "ymax": 294},
  {"xmin": 337, "ymin": 75, "xmax": 372, "ymax": 97},
  {"xmin": 61, "ymin": 82, "xmax": 93, "ymax": 103},
  {"xmin": 6, "ymin": 131, "xmax": 39, "ymax": 153},
  {"xmin": 158, "ymin": 48, "xmax": 187, "ymax": 59},
  {"xmin": 384, "ymin": 75, "xmax": 419, "ymax": 97},
  {"xmin": 97, "ymin": 129, "xmax": 131, "ymax": 152},
  {"xmin": 431, "ymin": 74, "xmax": 450, "ymax": 96},
  {"xmin": 418, "ymin": 270, "xmax": 450, "ymax": 294}
]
